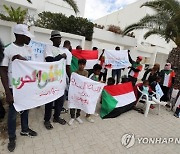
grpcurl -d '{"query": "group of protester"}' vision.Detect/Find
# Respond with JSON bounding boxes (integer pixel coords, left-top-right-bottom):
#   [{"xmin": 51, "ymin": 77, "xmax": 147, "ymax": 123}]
[{"xmin": 0, "ymin": 24, "xmax": 179, "ymax": 152}]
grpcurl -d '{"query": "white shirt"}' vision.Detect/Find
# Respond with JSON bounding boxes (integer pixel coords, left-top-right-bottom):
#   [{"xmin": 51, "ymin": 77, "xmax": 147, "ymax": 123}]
[
  {"xmin": 44, "ymin": 45, "xmax": 72, "ymax": 65},
  {"xmin": 171, "ymin": 89, "xmax": 179, "ymax": 99},
  {"xmin": 1, "ymin": 43, "xmax": 35, "ymax": 88}
]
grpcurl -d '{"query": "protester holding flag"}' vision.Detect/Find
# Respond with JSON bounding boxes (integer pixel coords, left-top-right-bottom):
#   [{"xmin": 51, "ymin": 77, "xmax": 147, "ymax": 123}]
[
  {"xmin": 87, "ymin": 47, "xmax": 98, "ymax": 76},
  {"xmin": 0, "ymin": 24, "xmax": 37, "ymax": 152},
  {"xmin": 71, "ymin": 49, "xmax": 98, "ymax": 73},
  {"xmin": 128, "ymin": 50, "xmax": 143, "ymax": 86},
  {"xmin": 43, "ymin": 30, "xmax": 68, "ymax": 129},
  {"xmin": 99, "ymin": 49, "xmax": 107, "ymax": 83},
  {"xmin": 159, "ymin": 63, "xmax": 175, "ymax": 102},
  {"xmin": 112, "ymin": 46, "xmax": 122, "ymax": 84},
  {"xmin": 87, "ymin": 64, "xmax": 102, "ymax": 122},
  {"xmin": 68, "ymin": 59, "xmax": 88, "ymax": 125}
]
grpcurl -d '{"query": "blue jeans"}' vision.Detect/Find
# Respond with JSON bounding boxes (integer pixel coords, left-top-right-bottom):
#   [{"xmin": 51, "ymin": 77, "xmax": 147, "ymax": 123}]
[
  {"xmin": 112, "ymin": 69, "xmax": 121, "ymax": 84},
  {"xmin": 8, "ymin": 104, "xmax": 29, "ymax": 141}
]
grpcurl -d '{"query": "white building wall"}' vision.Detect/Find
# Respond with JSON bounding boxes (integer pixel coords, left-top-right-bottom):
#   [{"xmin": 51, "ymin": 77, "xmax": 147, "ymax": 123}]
[
  {"xmin": 94, "ymin": 0, "xmax": 177, "ymax": 68},
  {"xmin": 0, "ymin": 0, "xmax": 86, "ymax": 18},
  {"xmin": 0, "ymin": 20, "xmax": 85, "ymax": 49}
]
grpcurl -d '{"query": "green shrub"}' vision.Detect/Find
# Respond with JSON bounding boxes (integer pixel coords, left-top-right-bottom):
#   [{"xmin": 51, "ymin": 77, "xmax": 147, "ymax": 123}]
[{"xmin": 35, "ymin": 12, "xmax": 94, "ymax": 41}]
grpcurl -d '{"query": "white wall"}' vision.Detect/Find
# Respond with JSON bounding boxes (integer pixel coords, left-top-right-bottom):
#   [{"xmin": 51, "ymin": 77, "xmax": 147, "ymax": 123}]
[
  {"xmin": 94, "ymin": 0, "xmax": 176, "ymax": 54},
  {"xmin": 0, "ymin": 0, "xmax": 86, "ymax": 18},
  {"xmin": 0, "ymin": 20, "xmax": 85, "ymax": 49}
]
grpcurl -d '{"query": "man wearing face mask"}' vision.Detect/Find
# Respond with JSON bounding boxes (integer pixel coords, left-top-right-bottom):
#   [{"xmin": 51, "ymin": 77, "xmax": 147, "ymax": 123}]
[
  {"xmin": 0, "ymin": 24, "xmax": 37, "ymax": 152},
  {"xmin": 159, "ymin": 63, "xmax": 175, "ymax": 102}
]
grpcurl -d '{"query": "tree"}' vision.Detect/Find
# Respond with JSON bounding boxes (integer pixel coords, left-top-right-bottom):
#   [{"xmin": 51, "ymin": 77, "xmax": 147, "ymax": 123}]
[
  {"xmin": 123, "ymin": 0, "xmax": 180, "ymax": 84},
  {"xmin": 0, "ymin": 5, "xmax": 27, "ymax": 23},
  {"xmin": 35, "ymin": 12, "xmax": 94, "ymax": 41},
  {"xmin": 27, "ymin": 0, "xmax": 79, "ymax": 14}
]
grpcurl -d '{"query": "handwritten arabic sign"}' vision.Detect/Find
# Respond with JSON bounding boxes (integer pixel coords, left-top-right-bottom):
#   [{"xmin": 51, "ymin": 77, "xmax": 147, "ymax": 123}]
[
  {"xmin": 104, "ymin": 50, "xmax": 131, "ymax": 69},
  {"xmin": 12, "ymin": 60, "xmax": 66, "ymax": 111},
  {"xmin": 68, "ymin": 73, "xmax": 105, "ymax": 114},
  {"xmin": 29, "ymin": 40, "xmax": 46, "ymax": 62}
]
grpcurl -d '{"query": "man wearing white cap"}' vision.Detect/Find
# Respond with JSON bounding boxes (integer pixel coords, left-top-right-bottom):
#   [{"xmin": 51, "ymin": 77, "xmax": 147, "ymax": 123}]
[{"xmin": 0, "ymin": 24, "xmax": 37, "ymax": 152}]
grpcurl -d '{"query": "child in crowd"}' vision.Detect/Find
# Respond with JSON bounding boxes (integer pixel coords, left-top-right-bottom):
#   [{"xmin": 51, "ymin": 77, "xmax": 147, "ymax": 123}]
[
  {"xmin": 86, "ymin": 64, "xmax": 102, "ymax": 123},
  {"xmin": 107, "ymin": 77, "xmax": 115, "ymax": 86},
  {"xmin": 68, "ymin": 59, "xmax": 88, "ymax": 126},
  {"xmin": 168, "ymin": 84, "xmax": 180, "ymax": 111},
  {"xmin": 139, "ymin": 80, "xmax": 167, "ymax": 106}
]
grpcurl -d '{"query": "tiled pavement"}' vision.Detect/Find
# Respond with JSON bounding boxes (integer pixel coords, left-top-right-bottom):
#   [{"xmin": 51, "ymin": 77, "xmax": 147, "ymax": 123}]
[{"xmin": 0, "ymin": 103, "xmax": 180, "ymax": 154}]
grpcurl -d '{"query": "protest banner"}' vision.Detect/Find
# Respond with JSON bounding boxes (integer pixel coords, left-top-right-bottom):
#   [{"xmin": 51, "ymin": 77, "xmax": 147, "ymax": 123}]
[
  {"xmin": 12, "ymin": 59, "xmax": 66, "ymax": 111},
  {"xmin": 155, "ymin": 83, "xmax": 164, "ymax": 99},
  {"xmin": 68, "ymin": 73, "xmax": 105, "ymax": 114},
  {"xmin": 29, "ymin": 40, "xmax": 46, "ymax": 62},
  {"xmin": 71, "ymin": 49, "xmax": 98, "ymax": 72},
  {"xmin": 104, "ymin": 50, "xmax": 131, "ymax": 69}
]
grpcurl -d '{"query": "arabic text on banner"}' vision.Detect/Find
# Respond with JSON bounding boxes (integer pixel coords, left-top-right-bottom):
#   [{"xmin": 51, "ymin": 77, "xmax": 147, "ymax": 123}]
[
  {"xmin": 12, "ymin": 60, "xmax": 66, "ymax": 111},
  {"xmin": 68, "ymin": 73, "xmax": 105, "ymax": 114},
  {"xmin": 104, "ymin": 50, "xmax": 131, "ymax": 69}
]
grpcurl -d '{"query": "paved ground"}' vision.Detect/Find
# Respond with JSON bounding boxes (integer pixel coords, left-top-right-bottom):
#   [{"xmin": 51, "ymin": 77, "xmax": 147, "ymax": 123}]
[{"xmin": 0, "ymin": 102, "xmax": 180, "ymax": 154}]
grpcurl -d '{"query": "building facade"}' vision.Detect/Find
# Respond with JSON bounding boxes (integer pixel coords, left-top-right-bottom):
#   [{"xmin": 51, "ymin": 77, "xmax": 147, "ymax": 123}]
[
  {"xmin": 94, "ymin": 0, "xmax": 177, "ymax": 71},
  {"xmin": 0, "ymin": 0, "xmax": 86, "ymax": 18}
]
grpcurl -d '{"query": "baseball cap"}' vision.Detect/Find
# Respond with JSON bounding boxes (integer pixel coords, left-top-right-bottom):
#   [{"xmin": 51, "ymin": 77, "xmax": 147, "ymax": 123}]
[
  {"xmin": 50, "ymin": 30, "xmax": 62, "ymax": 40},
  {"xmin": 13, "ymin": 24, "xmax": 34, "ymax": 38},
  {"xmin": 137, "ymin": 56, "xmax": 143, "ymax": 61}
]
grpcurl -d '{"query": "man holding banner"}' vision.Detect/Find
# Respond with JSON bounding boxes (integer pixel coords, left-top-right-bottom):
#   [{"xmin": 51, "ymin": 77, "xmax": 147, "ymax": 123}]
[
  {"xmin": 43, "ymin": 30, "xmax": 71, "ymax": 129},
  {"xmin": 112, "ymin": 46, "xmax": 122, "ymax": 84},
  {"xmin": 0, "ymin": 24, "xmax": 37, "ymax": 152}
]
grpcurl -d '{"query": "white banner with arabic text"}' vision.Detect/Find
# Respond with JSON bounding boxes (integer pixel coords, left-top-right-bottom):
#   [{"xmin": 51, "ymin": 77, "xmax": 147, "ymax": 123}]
[
  {"xmin": 105, "ymin": 50, "xmax": 131, "ymax": 69},
  {"xmin": 12, "ymin": 60, "xmax": 66, "ymax": 111},
  {"xmin": 68, "ymin": 73, "xmax": 105, "ymax": 114}
]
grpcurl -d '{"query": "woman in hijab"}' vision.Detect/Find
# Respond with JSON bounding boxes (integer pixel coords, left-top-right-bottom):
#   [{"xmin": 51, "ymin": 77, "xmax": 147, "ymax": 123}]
[
  {"xmin": 142, "ymin": 63, "xmax": 160, "ymax": 84},
  {"xmin": 159, "ymin": 63, "xmax": 175, "ymax": 101}
]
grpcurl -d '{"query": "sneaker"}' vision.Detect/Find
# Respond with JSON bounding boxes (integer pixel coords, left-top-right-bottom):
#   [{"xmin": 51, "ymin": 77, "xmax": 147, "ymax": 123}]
[
  {"xmin": 76, "ymin": 117, "xmax": 83, "ymax": 124},
  {"xmin": 68, "ymin": 118, "xmax": 75, "ymax": 125},
  {"xmin": 8, "ymin": 140, "xmax": 16, "ymax": 152},
  {"xmin": 53, "ymin": 117, "xmax": 66, "ymax": 125},
  {"xmin": 86, "ymin": 116, "xmax": 94, "ymax": 123},
  {"xmin": 20, "ymin": 128, "xmax": 38, "ymax": 137}
]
